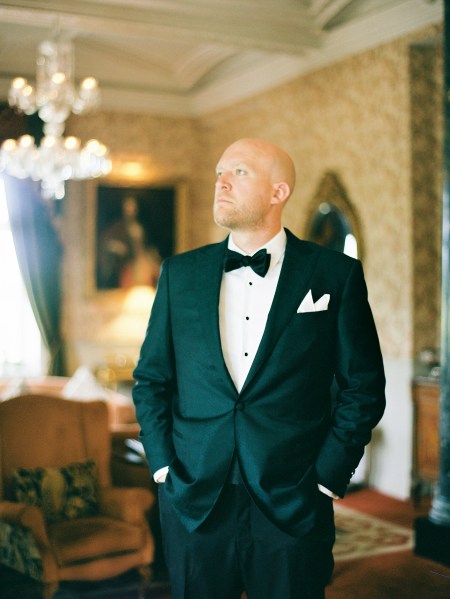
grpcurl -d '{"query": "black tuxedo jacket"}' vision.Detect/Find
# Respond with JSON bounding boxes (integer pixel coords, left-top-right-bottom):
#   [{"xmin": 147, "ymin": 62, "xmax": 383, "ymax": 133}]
[{"xmin": 133, "ymin": 229, "xmax": 385, "ymax": 535}]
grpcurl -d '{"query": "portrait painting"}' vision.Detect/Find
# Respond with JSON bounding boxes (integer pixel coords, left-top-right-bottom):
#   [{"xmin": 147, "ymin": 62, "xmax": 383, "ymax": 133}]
[{"xmin": 95, "ymin": 184, "xmax": 175, "ymax": 290}]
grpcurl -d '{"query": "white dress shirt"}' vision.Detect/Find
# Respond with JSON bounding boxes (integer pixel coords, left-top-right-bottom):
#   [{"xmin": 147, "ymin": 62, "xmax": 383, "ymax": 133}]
[{"xmin": 219, "ymin": 229, "xmax": 286, "ymax": 392}]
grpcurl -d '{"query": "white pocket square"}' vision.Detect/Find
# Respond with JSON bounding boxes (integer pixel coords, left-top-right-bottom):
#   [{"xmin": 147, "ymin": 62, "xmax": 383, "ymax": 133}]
[{"xmin": 297, "ymin": 290, "xmax": 330, "ymax": 313}]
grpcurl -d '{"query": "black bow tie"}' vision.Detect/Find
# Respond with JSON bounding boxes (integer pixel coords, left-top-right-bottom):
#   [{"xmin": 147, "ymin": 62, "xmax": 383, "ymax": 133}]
[{"xmin": 223, "ymin": 248, "xmax": 271, "ymax": 277}]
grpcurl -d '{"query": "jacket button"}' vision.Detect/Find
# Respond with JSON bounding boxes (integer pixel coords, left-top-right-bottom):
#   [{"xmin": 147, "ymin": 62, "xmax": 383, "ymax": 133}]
[{"xmin": 235, "ymin": 402, "xmax": 244, "ymax": 411}]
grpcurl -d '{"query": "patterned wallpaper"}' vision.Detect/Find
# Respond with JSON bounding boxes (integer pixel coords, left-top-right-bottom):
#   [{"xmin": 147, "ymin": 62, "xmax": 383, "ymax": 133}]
[
  {"xmin": 410, "ymin": 42, "xmax": 443, "ymax": 357},
  {"xmin": 61, "ymin": 24, "xmax": 442, "ymax": 372}
]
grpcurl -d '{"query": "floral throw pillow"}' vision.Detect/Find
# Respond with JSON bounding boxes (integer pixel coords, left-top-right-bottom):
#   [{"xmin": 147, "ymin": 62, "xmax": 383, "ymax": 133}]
[{"xmin": 13, "ymin": 459, "xmax": 99, "ymax": 522}]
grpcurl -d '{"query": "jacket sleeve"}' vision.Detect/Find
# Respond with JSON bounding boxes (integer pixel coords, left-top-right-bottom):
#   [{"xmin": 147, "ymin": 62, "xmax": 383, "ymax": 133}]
[
  {"xmin": 315, "ymin": 259, "xmax": 386, "ymax": 497},
  {"xmin": 132, "ymin": 260, "xmax": 176, "ymax": 475}
]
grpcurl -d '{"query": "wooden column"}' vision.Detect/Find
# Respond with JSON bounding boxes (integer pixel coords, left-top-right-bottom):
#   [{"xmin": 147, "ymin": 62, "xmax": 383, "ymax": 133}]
[{"xmin": 414, "ymin": 3, "xmax": 450, "ymax": 567}]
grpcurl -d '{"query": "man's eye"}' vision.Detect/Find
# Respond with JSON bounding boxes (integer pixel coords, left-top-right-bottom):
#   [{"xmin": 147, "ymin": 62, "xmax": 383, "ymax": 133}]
[{"xmin": 236, "ymin": 169, "xmax": 246, "ymax": 175}]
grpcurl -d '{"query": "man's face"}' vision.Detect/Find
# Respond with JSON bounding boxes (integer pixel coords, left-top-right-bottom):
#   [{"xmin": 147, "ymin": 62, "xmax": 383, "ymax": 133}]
[{"xmin": 213, "ymin": 141, "xmax": 276, "ymax": 232}]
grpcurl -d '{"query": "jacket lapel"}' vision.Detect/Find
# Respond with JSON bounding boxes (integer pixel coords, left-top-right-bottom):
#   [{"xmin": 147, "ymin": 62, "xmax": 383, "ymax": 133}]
[
  {"xmin": 195, "ymin": 238, "xmax": 238, "ymax": 395},
  {"xmin": 241, "ymin": 231, "xmax": 320, "ymax": 394}
]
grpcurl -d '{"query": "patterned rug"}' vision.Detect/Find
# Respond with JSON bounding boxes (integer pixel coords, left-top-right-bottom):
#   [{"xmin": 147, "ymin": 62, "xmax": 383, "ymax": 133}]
[{"xmin": 333, "ymin": 503, "xmax": 414, "ymax": 561}]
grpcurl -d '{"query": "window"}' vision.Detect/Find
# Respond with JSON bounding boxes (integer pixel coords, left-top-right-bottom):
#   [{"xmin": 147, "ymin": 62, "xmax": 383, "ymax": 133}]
[{"xmin": 0, "ymin": 177, "xmax": 43, "ymax": 376}]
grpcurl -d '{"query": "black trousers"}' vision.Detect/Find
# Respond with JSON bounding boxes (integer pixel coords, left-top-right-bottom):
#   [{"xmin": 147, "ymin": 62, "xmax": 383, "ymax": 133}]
[{"xmin": 158, "ymin": 483, "xmax": 335, "ymax": 599}]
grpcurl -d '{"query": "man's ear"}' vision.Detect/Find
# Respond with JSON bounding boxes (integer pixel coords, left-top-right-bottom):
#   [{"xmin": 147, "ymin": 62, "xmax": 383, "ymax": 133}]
[{"xmin": 271, "ymin": 182, "xmax": 290, "ymax": 205}]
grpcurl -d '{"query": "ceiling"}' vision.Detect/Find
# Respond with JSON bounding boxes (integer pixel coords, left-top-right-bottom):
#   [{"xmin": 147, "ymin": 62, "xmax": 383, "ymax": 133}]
[{"xmin": 0, "ymin": 0, "xmax": 442, "ymax": 117}]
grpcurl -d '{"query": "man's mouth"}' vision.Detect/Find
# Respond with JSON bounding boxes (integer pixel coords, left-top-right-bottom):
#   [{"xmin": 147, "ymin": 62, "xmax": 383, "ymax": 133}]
[{"xmin": 215, "ymin": 195, "xmax": 232, "ymax": 203}]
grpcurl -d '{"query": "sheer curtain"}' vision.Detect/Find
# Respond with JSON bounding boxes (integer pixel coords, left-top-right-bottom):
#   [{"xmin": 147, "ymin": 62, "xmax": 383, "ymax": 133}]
[
  {"xmin": 0, "ymin": 178, "xmax": 42, "ymax": 375},
  {"xmin": 3, "ymin": 174, "xmax": 66, "ymax": 376}
]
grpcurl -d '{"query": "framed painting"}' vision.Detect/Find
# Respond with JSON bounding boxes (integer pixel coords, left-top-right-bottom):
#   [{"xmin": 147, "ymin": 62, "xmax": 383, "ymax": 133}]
[{"xmin": 90, "ymin": 181, "xmax": 187, "ymax": 291}]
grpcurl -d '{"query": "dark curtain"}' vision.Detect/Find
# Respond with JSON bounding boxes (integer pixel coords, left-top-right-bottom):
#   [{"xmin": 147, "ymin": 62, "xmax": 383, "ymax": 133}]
[{"xmin": 3, "ymin": 174, "xmax": 66, "ymax": 375}]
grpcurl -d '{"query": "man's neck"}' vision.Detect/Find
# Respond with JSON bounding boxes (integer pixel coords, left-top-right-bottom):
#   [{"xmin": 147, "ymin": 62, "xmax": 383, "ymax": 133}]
[{"xmin": 230, "ymin": 227, "xmax": 283, "ymax": 255}]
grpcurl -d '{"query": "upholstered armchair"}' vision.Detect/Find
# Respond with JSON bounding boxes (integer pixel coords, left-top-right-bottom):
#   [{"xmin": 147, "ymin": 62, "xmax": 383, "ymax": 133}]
[{"xmin": 0, "ymin": 394, "xmax": 155, "ymax": 594}]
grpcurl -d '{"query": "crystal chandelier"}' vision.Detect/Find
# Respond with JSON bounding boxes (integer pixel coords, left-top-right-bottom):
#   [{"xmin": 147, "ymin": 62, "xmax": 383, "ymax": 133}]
[{"xmin": 0, "ymin": 34, "xmax": 112, "ymax": 200}]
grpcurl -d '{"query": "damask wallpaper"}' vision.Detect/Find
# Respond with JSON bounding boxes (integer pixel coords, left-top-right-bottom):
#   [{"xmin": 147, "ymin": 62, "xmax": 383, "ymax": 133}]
[{"xmin": 410, "ymin": 43, "xmax": 443, "ymax": 357}]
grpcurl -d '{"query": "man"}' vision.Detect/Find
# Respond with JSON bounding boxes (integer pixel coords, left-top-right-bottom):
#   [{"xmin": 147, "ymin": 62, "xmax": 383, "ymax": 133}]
[{"xmin": 133, "ymin": 138, "xmax": 386, "ymax": 599}]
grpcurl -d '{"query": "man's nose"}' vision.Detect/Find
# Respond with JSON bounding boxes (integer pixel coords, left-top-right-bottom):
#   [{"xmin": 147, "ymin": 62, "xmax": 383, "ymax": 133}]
[{"xmin": 216, "ymin": 176, "xmax": 230, "ymax": 190}]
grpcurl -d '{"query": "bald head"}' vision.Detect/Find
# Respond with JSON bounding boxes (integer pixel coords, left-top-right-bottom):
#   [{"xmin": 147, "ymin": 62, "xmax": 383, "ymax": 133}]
[{"xmin": 222, "ymin": 138, "xmax": 296, "ymax": 199}]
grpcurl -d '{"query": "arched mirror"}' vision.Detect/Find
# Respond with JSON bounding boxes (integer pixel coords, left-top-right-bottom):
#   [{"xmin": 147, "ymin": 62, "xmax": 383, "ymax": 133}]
[{"xmin": 305, "ymin": 172, "xmax": 363, "ymax": 261}]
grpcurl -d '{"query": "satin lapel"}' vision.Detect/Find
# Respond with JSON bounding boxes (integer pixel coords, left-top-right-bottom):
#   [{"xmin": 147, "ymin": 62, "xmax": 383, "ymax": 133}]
[
  {"xmin": 195, "ymin": 238, "xmax": 238, "ymax": 394},
  {"xmin": 241, "ymin": 232, "xmax": 320, "ymax": 394}
]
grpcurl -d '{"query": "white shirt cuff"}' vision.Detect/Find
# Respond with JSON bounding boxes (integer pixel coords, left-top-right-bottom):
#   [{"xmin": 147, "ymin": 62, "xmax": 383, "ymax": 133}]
[
  {"xmin": 153, "ymin": 466, "xmax": 169, "ymax": 483},
  {"xmin": 317, "ymin": 484, "xmax": 339, "ymax": 499}
]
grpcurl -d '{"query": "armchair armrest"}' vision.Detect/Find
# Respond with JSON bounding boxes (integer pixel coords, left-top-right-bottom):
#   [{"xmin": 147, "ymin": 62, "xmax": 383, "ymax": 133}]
[
  {"xmin": 99, "ymin": 487, "xmax": 155, "ymax": 525},
  {"xmin": 0, "ymin": 501, "xmax": 50, "ymax": 549},
  {"xmin": 0, "ymin": 501, "xmax": 59, "ymax": 582},
  {"xmin": 0, "ymin": 501, "xmax": 29, "ymax": 524}
]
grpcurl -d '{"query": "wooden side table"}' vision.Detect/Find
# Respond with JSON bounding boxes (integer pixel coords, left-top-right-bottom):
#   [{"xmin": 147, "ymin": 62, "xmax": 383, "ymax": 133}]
[{"xmin": 411, "ymin": 380, "xmax": 440, "ymax": 504}]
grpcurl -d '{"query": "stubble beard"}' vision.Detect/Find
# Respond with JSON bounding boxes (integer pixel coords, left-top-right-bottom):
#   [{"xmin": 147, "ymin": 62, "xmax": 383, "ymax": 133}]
[
  {"xmin": 214, "ymin": 204, "xmax": 238, "ymax": 230},
  {"xmin": 213, "ymin": 198, "xmax": 267, "ymax": 233}
]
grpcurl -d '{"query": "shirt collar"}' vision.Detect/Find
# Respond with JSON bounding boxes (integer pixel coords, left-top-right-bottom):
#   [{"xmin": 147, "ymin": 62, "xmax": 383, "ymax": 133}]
[{"xmin": 228, "ymin": 228, "xmax": 287, "ymax": 272}]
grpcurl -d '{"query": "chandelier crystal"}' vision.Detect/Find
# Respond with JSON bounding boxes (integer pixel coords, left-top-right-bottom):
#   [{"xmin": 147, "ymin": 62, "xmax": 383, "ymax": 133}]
[{"xmin": 0, "ymin": 35, "xmax": 112, "ymax": 200}]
